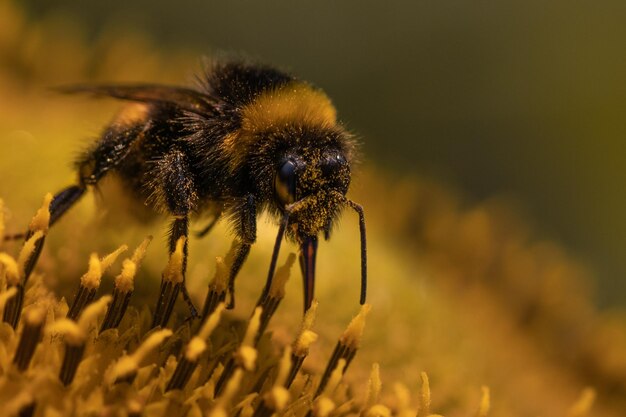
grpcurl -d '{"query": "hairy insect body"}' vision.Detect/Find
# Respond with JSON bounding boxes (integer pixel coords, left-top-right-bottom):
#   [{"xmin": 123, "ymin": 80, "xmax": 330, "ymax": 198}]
[{"xmin": 37, "ymin": 61, "xmax": 366, "ymax": 315}]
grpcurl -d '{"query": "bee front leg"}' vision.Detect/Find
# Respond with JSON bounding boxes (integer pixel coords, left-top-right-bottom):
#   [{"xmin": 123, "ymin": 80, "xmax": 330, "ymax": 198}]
[{"xmin": 226, "ymin": 194, "xmax": 257, "ymax": 309}]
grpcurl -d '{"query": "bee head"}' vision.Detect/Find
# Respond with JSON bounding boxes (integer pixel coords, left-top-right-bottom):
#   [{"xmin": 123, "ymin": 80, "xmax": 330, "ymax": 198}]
[
  {"xmin": 271, "ymin": 133, "xmax": 354, "ymax": 312},
  {"xmin": 274, "ymin": 143, "xmax": 351, "ymax": 239},
  {"xmin": 250, "ymin": 122, "xmax": 361, "ymax": 313}
]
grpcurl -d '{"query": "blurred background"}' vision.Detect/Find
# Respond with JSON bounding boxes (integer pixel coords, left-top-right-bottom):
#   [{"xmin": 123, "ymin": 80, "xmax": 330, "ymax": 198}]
[
  {"xmin": 2, "ymin": 1, "xmax": 626, "ymax": 415},
  {"xmin": 14, "ymin": 0, "xmax": 626, "ymax": 308}
]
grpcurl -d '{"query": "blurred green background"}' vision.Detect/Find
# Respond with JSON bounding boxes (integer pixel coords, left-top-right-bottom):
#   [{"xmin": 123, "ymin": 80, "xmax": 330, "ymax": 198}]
[{"xmin": 17, "ymin": 0, "xmax": 626, "ymax": 308}]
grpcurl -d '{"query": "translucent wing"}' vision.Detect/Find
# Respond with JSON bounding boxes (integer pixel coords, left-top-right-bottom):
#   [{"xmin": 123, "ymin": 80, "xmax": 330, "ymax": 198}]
[{"xmin": 56, "ymin": 84, "xmax": 218, "ymax": 116}]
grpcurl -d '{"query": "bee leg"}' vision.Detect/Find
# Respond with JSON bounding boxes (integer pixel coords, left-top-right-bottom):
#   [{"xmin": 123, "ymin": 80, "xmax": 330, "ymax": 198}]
[
  {"xmin": 150, "ymin": 150, "xmax": 201, "ymax": 325},
  {"xmin": 10, "ymin": 122, "xmax": 138, "ymax": 274},
  {"xmin": 3, "ymin": 185, "xmax": 86, "ymax": 242},
  {"xmin": 4, "ymin": 126, "xmax": 138, "ymax": 328},
  {"xmin": 226, "ymin": 243, "xmax": 250, "ymax": 309},
  {"xmin": 169, "ymin": 215, "xmax": 200, "ymax": 319},
  {"xmin": 23, "ymin": 185, "xmax": 86, "ymax": 278},
  {"xmin": 153, "ymin": 215, "xmax": 201, "ymax": 326},
  {"xmin": 226, "ymin": 195, "xmax": 256, "ymax": 309},
  {"xmin": 48, "ymin": 185, "xmax": 87, "ymax": 227},
  {"xmin": 41, "ymin": 119, "xmax": 146, "ymax": 232}
]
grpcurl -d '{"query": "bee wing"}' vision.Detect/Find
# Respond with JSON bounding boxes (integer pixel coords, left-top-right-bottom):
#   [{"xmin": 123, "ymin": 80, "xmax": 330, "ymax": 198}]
[{"xmin": 55, "ymin": 84, "xmax": 218, "ymax": 116}]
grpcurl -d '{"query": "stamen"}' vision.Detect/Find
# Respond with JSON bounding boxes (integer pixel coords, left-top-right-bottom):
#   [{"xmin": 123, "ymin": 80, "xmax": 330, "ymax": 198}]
[
  {"xmin": 1, "ymin": 196, "xmax": 52, "ymax": 329},
  {"xmin": 0, "ymin": 253, "xmax": 19, "ymax": 286},
  {"xmin": 3, "ymin": 391, "xmax": 35, "ymax": 417},
  {"xmin": 197, "ymin": 302, "xmax": 226, "ymax": 341},
  {"xmin": 200, "ymin": 247, "xmax": 232, "ymax": 322},
  {"xmin": 106, "ymin": 328, "xmax": 173, "ymax": 385},
  {"xmin": 393, "ymin": 383, "xmax": 417, "ymax": 417},
  {"xmin": 68, "ymin": 245, "xmax": 127, "ymax": 321},
  {"xmin": 208, "ymin": 368, "xmax": 244, "ymax": 417},
  {"xmin": 18, "ymin": 402, "xmax": 37, "ymax": 417},
  {"xmin": 22, "ymin": 193, "xmax": 52, "ymax": 283},
  {"xmin": 567, "ymin": 387, "xmax": 595, "ymax": 417},
  {"xmin": 16, "ymin": 231, "xmax": 44, "ymax": 281},
  {"xmin": 28, "ymin": 193, "xmax": 52, "ymax": 234},
  {"xmin": 67, "ymin": 253, "xmax": 100, "ymax": 321},
  {"xmin": 321, "ymin": 358, "xmax": 346, "ymax": 397},
  {"xmin": 131, "ymin": 235, "xmax": 153, "ymax": 265},
  {"xmin": 252, "ymin": 346, "xmax": 293, "ymax": 417},
  {"xmin": 312, "ymin": 397, "xmax": 335, "ymax": 417},
  {"xmin": 363, "ymin": 363, "xmax": 382, "ymax": 411},
  {"xmin": 256, "ymin": 253, "xmax": 296, "ymax": 343},
  {"xmin": 310, "ymin": 359, "xmax": 346, "ymax": 417},
  {"xmin": 151, "ymin": 237, "xmax": 185, "ymax": 329},
  {"xmin": 339, "ymin": 303, "xmax": 371, "ymax": 349},
  {"xmin": 238, "ymin": 395, "xmax": 258, "ymax": 417},
  {"xmin": 51, "ymin": 296, "xmax": 111, "ymax": 386},
  {"xmin": 287, "ymin": 300, "xmax": 319, "ymax": 388},
  {"xmin": 165, "ymin": 303, "xmax": 225, "ymax": 392},
  {"xmin": 100, "ymin": 259, "xmax": 135, "ymax": 332},
  {"xmin": 100, "ymin": 244, "xmax": 129, "ymax": 271},
  {"xmin": 100, "ymin": 237, "xmax": 151, "ymax": 332},
  {"xmin": 365, "ymin": 404, "xmax": 392, "ymax": 417},
  {"xmin": 476, "ymin": 386, "xmax": 491, "ymax": 417},
  {"xmin": 12, "ymin": 306, "xmax": 46, "ymax": 371},
  {"xmin": 316, "ymin": 304, "xmax": 371, "ymax": 397},
  {"xmin": 0, "ymin": 286, "xmax": 18, "ymax": 318},
  {"xmin": 238, "ymin": 306, "xmax": 262, "ymax": 370},
  {"xmin": 417, "ymin": 372, "xmax": 431, "ymax": 417},
  {"xmin": 214, "ymin": 307, "xmax": 263, "ymax": 396},
  {"xmin": 2, "ymin": 232, "xmax": 43, "ymax": 328},
  {"xmin": 334, "ymin": 398, "xmax": 357, "ymax": 416}
]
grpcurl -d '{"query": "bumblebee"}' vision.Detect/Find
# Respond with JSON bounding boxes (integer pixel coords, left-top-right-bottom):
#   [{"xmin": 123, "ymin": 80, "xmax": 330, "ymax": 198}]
[{"xmin": 38, "ymin": 60, "xmax": 367, "ymax": 315}]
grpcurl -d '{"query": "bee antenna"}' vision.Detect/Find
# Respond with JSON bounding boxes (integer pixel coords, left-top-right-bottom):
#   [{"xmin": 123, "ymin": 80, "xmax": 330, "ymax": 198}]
[
  {"xmin": 346, "ymin": 199, "xmax": 367, "ymax": 305},
  {"xmin": 261, "ymin": 210, "xmax": 291, "ymax": 301}
]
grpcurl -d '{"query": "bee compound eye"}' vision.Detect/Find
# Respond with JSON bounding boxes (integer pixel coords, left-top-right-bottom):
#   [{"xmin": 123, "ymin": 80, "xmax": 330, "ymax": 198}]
[
  {"xmin": 275, "ymin": 159, "xmax": 297, "ymax": 205},
  {"xmin": 320, "ymin": 151, "xmax": 347, "ymax": 170}
]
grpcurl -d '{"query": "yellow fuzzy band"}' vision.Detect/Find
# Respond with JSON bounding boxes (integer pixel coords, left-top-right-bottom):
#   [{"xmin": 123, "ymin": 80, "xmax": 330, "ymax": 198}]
[
  {"xmin": 223, "ymin": 82, "xmax": 338, "ymax": 172},
  {"xmin": 241, "ymin": 81, "xmax": 336, "ymax": 132}
]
